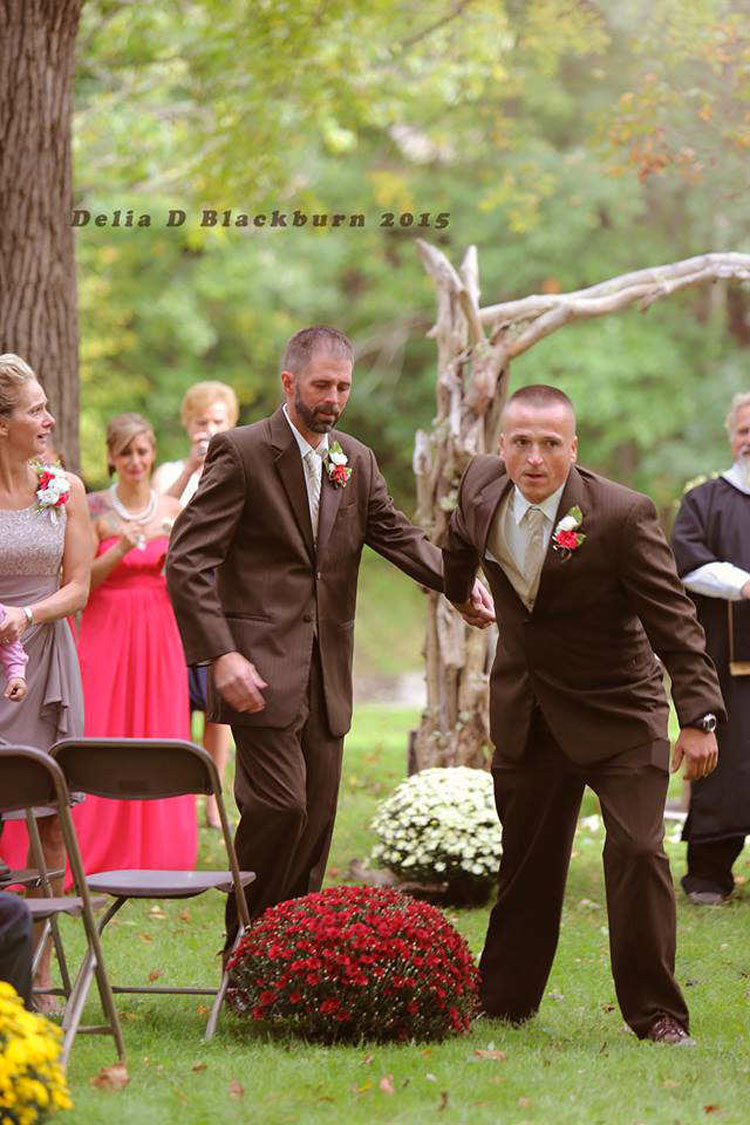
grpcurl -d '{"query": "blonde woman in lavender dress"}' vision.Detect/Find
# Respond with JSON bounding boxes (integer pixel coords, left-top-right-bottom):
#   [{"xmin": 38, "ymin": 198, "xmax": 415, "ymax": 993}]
[{"xmin": 0, "ymin": 354, "xmax": 92, "ymax": 1009}]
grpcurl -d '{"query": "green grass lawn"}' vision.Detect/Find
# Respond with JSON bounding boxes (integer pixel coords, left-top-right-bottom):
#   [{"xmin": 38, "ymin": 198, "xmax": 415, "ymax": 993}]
[{"xmin": 52, "ymin": 705, "xmax": 750, "ymax": 1124}]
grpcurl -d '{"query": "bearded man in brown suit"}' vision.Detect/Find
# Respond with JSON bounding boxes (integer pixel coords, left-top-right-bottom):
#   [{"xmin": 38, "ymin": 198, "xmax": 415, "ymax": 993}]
[
  {"xmin": 166, "ymin": 326, "xmax": 493, "ymax": 952},
  {"xmin": 444, "ymin": 384, "xmax": 724, "ymax": 1046}
]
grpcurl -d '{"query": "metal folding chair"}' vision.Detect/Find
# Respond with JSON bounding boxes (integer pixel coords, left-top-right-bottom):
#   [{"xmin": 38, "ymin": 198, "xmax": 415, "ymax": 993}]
[
  {"xmin": 0, "ymin": 745, "xmax": 125, "ymax": 1067},
  {"xmin": 51, "ymin": 737, "xmax": 254, "ymax": 1040},
  {"xmin": 0, "ymin": 806, "xmax": 72, "ymax": 993}
]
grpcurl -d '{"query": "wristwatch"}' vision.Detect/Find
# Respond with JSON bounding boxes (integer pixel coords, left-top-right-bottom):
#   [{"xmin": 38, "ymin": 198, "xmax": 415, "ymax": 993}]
[{"xmin": 690, "ymin": 713, "xmax": 717, "ymax": 733}]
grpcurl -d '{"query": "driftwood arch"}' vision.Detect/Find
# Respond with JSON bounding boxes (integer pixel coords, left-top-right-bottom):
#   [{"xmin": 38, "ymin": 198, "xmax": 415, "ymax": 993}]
[{"xmin": 411, "ymin": 246, "xmax": 750, "ymax": 771}]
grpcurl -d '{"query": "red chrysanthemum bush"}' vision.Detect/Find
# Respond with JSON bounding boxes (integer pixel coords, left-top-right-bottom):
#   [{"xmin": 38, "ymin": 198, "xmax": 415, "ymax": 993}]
[{"xmin": 226, "ymin": 885, "xmax": 480, "ymax": 1043}]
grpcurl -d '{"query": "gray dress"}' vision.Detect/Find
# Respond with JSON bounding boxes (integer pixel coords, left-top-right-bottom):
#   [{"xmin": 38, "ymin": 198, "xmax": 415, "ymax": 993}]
[{"xmin": 0, "ymin": 505, "xmax": 84, "ymax": 751}]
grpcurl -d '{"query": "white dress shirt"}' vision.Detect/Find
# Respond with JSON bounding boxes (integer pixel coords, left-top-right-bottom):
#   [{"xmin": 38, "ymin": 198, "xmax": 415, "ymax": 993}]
[
  {"xmin": 282, "ymin": 405, "xmax": 329, "ymax": 540},
  {"xmin": 487, "ymin": 481, "xmax": 566, "ymax": 572},
  {"xmin": 682, "ymin": 463, "xmax": 750, "ymax": 600},
  {"xmin": 485, "ymin": 480, "xmax": 567, "ymax": 609}
]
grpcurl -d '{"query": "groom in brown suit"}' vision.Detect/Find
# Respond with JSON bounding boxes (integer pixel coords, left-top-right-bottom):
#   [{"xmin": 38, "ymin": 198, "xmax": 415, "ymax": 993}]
[
  {"xmin": 166, "ymin": 326, "xmax": 493, "ymax": 949},
  {"xmin": 444, "ymin": 385, "xmax": 724, "ymax": 1045}
]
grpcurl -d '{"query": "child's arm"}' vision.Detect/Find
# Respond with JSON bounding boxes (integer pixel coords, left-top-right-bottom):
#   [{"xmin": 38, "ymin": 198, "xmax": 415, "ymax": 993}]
[{"xmin": 0, "ymin": 606, "xmax": 28, "ymax": 685}]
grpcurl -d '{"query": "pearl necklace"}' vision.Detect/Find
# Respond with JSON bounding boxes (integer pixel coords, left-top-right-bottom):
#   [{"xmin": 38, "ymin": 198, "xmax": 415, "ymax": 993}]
[{"xmin": 108, "ymin": 483, "xmax": 158, "ymax": 523}]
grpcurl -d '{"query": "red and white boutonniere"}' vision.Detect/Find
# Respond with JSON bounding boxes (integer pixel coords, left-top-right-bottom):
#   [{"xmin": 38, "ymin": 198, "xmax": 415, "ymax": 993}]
[
  {"xmin": 32, "ymin": 461, "xmax": 70, "ymax": 523},
  {"xmin": 551, "ymin": 505, "xmax": 585, "ymax": 559},
  {"xmin": 323, "ymin": 441, "xmax": 352, "ymax": 488}
]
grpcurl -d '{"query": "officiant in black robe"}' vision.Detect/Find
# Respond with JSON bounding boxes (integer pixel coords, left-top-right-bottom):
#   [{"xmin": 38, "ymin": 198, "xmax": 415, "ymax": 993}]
[{"xmin": 672, "ymin": 394, "xmax": 750, "ymax": 903}]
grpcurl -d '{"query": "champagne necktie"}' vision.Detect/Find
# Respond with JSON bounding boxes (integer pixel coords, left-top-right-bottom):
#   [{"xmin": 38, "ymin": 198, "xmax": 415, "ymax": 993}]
[
  {"xmin": 304, "ymin": 448, "xmax": 323, "ymax": 541},
  {"xmin": 523, "ymin": 506, "xmax": 546, "ymax": 581}
]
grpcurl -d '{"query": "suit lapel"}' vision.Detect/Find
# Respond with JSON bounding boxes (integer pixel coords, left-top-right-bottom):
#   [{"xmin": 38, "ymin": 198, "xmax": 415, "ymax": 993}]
[
  {"xmin": 269, "ymin": 407, "xmax": 315, "ymax": 560},
  {"xmin": 315, "ymin": 431, "xmax": 345, "ymax": 560},
  {"xmin": 474, "ymin": 471, "xmax": 513, "ymax": 559},
  {"xmin": 473, "ymin": 469, "xmax": 530, "ymax": 613},
  {"xmin": 533, "ymin": 465, "xmax": 586, "ymax": 611}
]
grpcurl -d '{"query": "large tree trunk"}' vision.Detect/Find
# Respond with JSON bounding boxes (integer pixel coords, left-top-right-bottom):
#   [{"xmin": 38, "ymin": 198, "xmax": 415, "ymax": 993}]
[{"xmin": 0, "ymin": 0, "xmax": 81, "ymax": 468}]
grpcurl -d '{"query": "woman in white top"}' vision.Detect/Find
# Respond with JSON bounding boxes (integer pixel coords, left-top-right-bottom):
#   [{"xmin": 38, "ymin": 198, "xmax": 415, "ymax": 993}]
[{"xmin": 153, "ymin": 381, "xmax": 240, "ymax": 828}]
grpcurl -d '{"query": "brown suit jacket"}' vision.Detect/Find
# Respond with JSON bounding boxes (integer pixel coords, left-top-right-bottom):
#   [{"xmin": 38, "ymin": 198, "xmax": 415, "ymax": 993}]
[
  {"xmin": 444, "ymin": 457, "xmax": 725, "ymax": 765},
  {"xmin": 166, "ymin": 406, "xmax": 443, "ymax": 736}
]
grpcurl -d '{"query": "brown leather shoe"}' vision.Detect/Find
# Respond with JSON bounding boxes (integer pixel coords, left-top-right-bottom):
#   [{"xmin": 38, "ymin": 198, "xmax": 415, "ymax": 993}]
[{"xmin": 645, "ymin": 1015, "xmax": 696, "ymax": 1047}]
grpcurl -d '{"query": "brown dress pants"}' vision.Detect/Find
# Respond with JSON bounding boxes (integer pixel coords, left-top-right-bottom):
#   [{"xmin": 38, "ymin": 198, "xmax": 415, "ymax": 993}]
[
  {"xmin": 480, "ymin": 711, "xmax": 689, "ymax": 1038},
  {"xmin": 224, "ymin": 643, "xmax": 344, "ymax": 949}
]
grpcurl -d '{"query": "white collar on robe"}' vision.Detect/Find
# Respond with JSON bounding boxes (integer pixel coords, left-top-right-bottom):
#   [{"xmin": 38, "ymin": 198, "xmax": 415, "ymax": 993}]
[{"xmin": 721, "ymin": 460, "xmax": 750, "ymax": 495}]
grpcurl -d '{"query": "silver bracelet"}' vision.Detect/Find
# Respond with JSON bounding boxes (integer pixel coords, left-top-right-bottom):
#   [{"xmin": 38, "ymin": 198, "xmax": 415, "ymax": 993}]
[{"xmin": 22, "ymin": 606, "xmax": 34, "ymax": 628}]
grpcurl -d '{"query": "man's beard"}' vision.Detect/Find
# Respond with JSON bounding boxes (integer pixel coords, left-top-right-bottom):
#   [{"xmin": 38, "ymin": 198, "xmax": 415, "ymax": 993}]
[
  {"xmin": 739, "ymin": 449, "xmax": 750, "ymax": 487},
  {"xmin": 294, "ymin": 385, "xmax": 339, "ymax": 433}
]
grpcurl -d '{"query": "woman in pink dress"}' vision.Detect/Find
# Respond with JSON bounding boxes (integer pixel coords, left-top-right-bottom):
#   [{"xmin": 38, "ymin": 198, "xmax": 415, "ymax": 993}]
[{"xmin": 72, "ymin": 413, "xmax": 197, "ymax": 873}]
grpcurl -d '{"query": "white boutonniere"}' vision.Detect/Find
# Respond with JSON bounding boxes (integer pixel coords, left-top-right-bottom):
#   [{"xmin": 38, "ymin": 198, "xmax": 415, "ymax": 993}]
[
  {"xmin": 32, "ymin": 462, "xmax": 70, "ymax": 524},
  {"xmin": 323, "ymin": 441, "xmax": 352, "ymax": 488},
  {"xmin": 551, "ymin": 505, "xmax": 585, "ymax": 559}
]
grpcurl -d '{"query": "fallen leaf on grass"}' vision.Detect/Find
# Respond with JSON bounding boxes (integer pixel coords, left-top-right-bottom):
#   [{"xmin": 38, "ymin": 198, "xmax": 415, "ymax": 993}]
[
  {"xmin": 356, "ymin": 1080, "xmax": 373, "ymax": 1094},
  {"xmin": 196, "ymin": 1004, "xmax": 210, "ymax": 1015},
  {"xmin": 438, "ymin": 1091, "xmax": 449, "ymax": 1112},
  {"xmin": 704, "ymin": 1106, "xmax": 721, "ymax": 1115},
  {"xmin": 601, "ymin": 1003, "xmax": 615, "ymax": 1012},
  {"xmin": 90, "ymin": 1064, "xmax": 130, "ymax": 1091},
  {"xmin": 362, "ymin": 1052, "xmax": 374, "ymax": 1066},
  {"xmin": 426, "ymin": 1074, "xmax": 437, "ymax": 1082},
  {"xmin": 662, "ymin": 1079, "xmax": 679, "ymax": 1089},
  {"xmin": 138, "ymin": 932, "xmax": 152, "ymax": 943},
  {"xmin": 192, "ymin": 1062, "xmax": 207, "ymax": 1073},
  {"xmin": 229, "ymin": 1080, "xmax": 244, "ymax": 1100},
  {"xmin": 473, "ymin": 1049, "xmax": 507, "ymax": 1062},
  {"xmin": 147, "ymin": 905, "xmax": 167, "ymax": 919},
  {"xmin": 518, "ymin": 1096, "xmax": 530, "ymax": 1108},
  {"xmin": 148, "ymin": 968, "xmax": 164, "ymax": 983},
  {"xmin": 178, "ymin": 909, "xmax": 191, "ymax": 922},
  {"xmin": 379, "ymin": 1076, "xmax": 394, "ymax": 1095}
]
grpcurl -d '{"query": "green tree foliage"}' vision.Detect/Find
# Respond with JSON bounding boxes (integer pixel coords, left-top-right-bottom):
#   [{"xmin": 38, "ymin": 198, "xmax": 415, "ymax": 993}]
[{"xmin": 73, "ymin": 0, "xmax": 749, "ymax": 507}]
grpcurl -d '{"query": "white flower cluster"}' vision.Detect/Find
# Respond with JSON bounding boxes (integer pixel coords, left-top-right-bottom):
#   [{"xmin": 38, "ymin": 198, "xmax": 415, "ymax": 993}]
[
  {"xmin": 36, "ymin": 466, "xmax": 69, "ymax": 509},
  {"xmin": 371, "ymin": 766, "xmax": 502, "ymax": 887}
]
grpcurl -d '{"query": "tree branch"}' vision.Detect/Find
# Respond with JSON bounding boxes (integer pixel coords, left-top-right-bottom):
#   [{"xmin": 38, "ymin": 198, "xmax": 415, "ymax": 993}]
[
  {"xmin": 398, "ymin": 0, "xmax": 476, "ymax": 51},
  {"xmin": 480, "ymin": 252, "xmax": 750, "ymax": 339}
]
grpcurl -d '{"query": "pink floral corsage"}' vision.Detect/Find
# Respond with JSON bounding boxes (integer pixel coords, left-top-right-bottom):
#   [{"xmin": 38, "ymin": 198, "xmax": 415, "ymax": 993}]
[
  {"xmin": 33, "ymin": 461, "xmax": 70, "ymax": 523},
  {"xmin": 551, "ymin": 505, "xmax": 585, "ymax": 559}
]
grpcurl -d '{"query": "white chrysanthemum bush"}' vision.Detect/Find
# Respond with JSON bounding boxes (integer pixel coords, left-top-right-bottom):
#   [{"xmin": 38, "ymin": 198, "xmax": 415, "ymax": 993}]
[{"xmin": 371, "ymin": 767, "xmax": 502, "ymax": 903}]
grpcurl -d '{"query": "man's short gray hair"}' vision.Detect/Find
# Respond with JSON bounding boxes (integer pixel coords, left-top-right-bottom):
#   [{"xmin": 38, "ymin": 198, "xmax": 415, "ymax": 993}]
[
  {"xmin": 725, "ymin": 392, "xmax": 750, "ymax": 437},
  {"xmin": 281, "ymin": 326, "xmax": 354, "ymax": 375}
]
